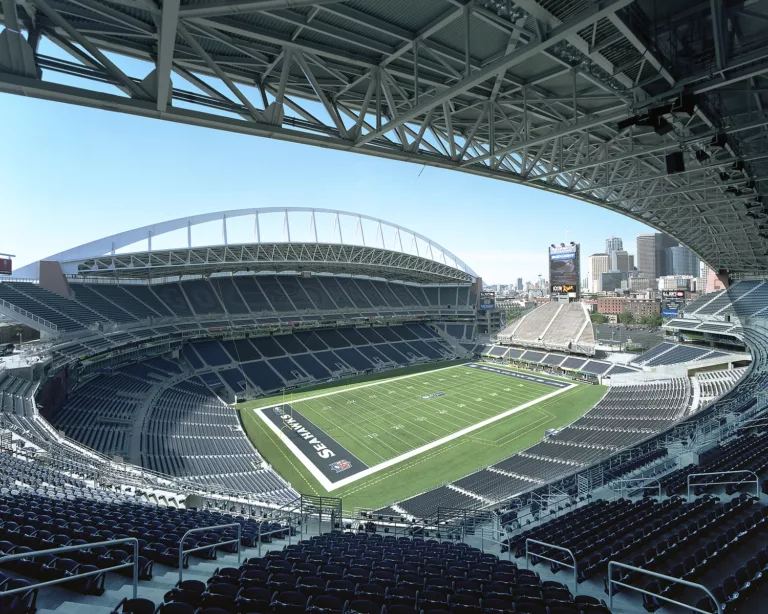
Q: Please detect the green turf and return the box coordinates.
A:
[238,362,605,511]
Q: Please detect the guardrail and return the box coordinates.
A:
[257,520,295,556]
[610,477,662,500]
[607,561,720,614]
[687,469,759,499]
[0,537,139,599]
[0,298,59,332]
[525,539,578,595]
[178,523,241,583]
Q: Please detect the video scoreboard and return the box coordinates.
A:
[0,257,12,276]
[478,291,496,310]
[549,243,580,298]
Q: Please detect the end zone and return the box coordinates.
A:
[259,404,369,486]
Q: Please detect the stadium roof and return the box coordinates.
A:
[14,208,478,284]
[2,1,768,274]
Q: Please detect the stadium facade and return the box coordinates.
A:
[0,208,483,504]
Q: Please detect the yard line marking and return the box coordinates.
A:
[250,362,469,411]
[256,378,578,491]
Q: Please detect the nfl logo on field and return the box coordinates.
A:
[330,459,352,473]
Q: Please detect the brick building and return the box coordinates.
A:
[597,297,661,317]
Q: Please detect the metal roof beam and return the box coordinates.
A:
[573,151,768,194]
[615,176,761,204]
[155,0,179,112]
[178,0,340,20]
[353,0,634,148]
[532,113,768,182]
[28,0,151,100]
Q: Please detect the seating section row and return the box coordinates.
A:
[381,379,692,518]
[631,342,733,367]
[0,277,475,332]
[0,485,292,609]
[433,323,476,342]
[478,347,632,378]
[513,491,764,608]
[658,433,768,498]
[147,530,614,614]
[50,358,181,458]
[142,377,297,502]
[188,324,455,395]
[696,368,748,404]
[684,280,768,318]
[45,357,297,505]
[496,303,594,354]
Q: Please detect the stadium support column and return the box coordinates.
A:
[716,269,730,289]
[0,0,38,78]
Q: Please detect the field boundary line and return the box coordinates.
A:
[255,380,578,491]
[249,362,468,412]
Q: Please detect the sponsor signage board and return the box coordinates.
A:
[662,308,679,317]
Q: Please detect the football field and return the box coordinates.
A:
[239,361,606,510]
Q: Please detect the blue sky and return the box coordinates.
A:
[0,35,655,285]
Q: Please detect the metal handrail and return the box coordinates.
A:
[525,538,578,595]
[687,470,759,499]
[0,298,59,332]
[0,537,139,599]
[257,520,294,556]
[611,477,662,500]
[607,561,721,614]
[179,523,241,583]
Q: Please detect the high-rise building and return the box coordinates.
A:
[637,232,679,280]
[600,270,626,292]
[611,250,634,274]
[605,236,623,256]
[517,278,523,292]
[664,245,700,277]
[655,233,679,276]
[637,234,657,279]
[588,253,611,292]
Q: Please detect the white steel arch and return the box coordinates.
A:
[14,207,478,280]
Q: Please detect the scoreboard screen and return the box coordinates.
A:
[0,258,11,276]
[549,243,580,297]
[479,291,496,310]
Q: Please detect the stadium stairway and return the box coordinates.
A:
[429,325,473,359]
[33,541,286,614]
[537,303,564,342]
[128,369,195,464]
[29,529,645,614]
